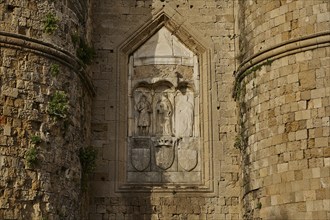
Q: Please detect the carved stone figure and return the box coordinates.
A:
[156,93,173,136]
[136,95,152,136]
[175,93,194,137]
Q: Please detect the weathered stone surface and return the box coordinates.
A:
[125,27,204,186]
[0,0,93,219]
[1,87,19,98]
[1,0,329,219]
[90,0,329,219]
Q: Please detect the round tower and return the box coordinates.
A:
[235,0,329,219]
[0,0,93,219]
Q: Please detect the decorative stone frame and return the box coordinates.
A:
[115,10,215,193]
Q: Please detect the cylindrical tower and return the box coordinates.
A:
[235,0,329,219]
[0,0,93,219]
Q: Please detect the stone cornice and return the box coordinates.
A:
[0,31,95,96]
[233,31,330,99]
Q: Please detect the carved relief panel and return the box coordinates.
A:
[127,27,202,184]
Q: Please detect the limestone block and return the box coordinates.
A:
[1,87,19,98]
[2,106,12,116]
[311,88,326,99]
[321,117,329,126]
[16,80,25,89]
[317,12,330,22]
[322,200,330,212]
[3,124,11,136]
[299,70,316,90]
[315,137,328,147]
[295,110,311,120]
[277,163,289,173]
[287,73,299,84]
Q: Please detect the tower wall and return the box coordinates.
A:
[0,0,93,219]
[236,0,330,219]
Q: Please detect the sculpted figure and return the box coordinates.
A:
[175,94,194,137]
[156,93,173,136]
[136,95,152,135]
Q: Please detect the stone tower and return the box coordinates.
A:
[236,1,330,219]
[0,0,93,219]
[0,0,329,220]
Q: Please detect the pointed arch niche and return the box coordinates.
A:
[116,11,214,193]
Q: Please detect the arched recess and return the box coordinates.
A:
[115,9,215,193]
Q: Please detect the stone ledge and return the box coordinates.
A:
[233,31,330,99]
[235,31,330,77]
[0,31,95,96]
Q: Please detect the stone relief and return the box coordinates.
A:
[154,137,176,170]
[130,138,151,171]
[174,90,194,137]
[155,93,173,136]
[135,95,152,136]
[128,76,200,181]
[177,138,198,172]
[127,27,201,184]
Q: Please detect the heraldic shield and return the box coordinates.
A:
[154,138,175,170]
[131,138,151,171]
[178,149,198,171]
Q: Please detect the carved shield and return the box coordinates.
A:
[155,145,175,170]
[131,148,150,171]
[130,138,150,171]
[178,149,198,171]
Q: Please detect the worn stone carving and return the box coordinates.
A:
[127,27,201,184]
[178,149,197,171]
[154,137,176,170]
[175,91,194,137]
[135,95,152,136]
[156,93,173,136]
[128,78,200,181]
[131,138,151,171]
[177,138,198,171]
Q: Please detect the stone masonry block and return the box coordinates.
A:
[2,87,19,98]
[299,70,316,90]
[296,130,308,140]
[315,137,328,147]
[3,124,11,136]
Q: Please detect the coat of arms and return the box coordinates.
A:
[130,138,150,171]
[154,138,175,170]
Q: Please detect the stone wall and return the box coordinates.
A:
[89,0,240,219]
[238,0,329,61]
[0,0,93,219]
[236,0,330,219]
[237,48,330,219]
[0,0,329,219]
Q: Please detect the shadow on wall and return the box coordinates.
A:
[88,1,154,219]
[88,0,208,219]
